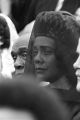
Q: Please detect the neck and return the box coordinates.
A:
[50,76,71,90]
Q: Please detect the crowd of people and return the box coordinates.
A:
[0,0,80,120]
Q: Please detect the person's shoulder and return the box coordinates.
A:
[47,86,80,120]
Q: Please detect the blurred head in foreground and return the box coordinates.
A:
[0,75,70,120]
[26,11,80,88]
[11,34,29,76]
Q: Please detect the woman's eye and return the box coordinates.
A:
[43,50,54,55]
[32,49,38,57]
[44,50,51,54]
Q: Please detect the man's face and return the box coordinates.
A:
[32,36,60,82]
[11,39,28,76]
[73,38,80,90]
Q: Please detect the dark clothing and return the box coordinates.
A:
[11,0,80,32]
[44,75,80,120]
[56,89,80,120]
[48,83,80,120]
[11,0,58,32]
[61,0,80,14]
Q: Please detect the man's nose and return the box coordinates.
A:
[73,56,80,69]
[14,57,24,69]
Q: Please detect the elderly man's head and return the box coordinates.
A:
[27,11,80,87]
[11,34,29,76]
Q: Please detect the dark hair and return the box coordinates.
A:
[0,76,70,120]
[27,11,80,87]
[0,16,10,49]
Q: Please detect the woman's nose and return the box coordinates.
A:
[34,51,43,64]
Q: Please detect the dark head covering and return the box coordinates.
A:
[0,16,10,49]
[26,11,80,87]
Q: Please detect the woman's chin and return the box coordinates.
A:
[36,73,45,82]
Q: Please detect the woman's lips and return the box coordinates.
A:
[35,68,46,73]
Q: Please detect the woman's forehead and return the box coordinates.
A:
[33,36,55,47]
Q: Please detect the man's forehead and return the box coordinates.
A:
[12,39,28,52]
[12,47,28,54]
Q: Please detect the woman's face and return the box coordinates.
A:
[32,36,61,82]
